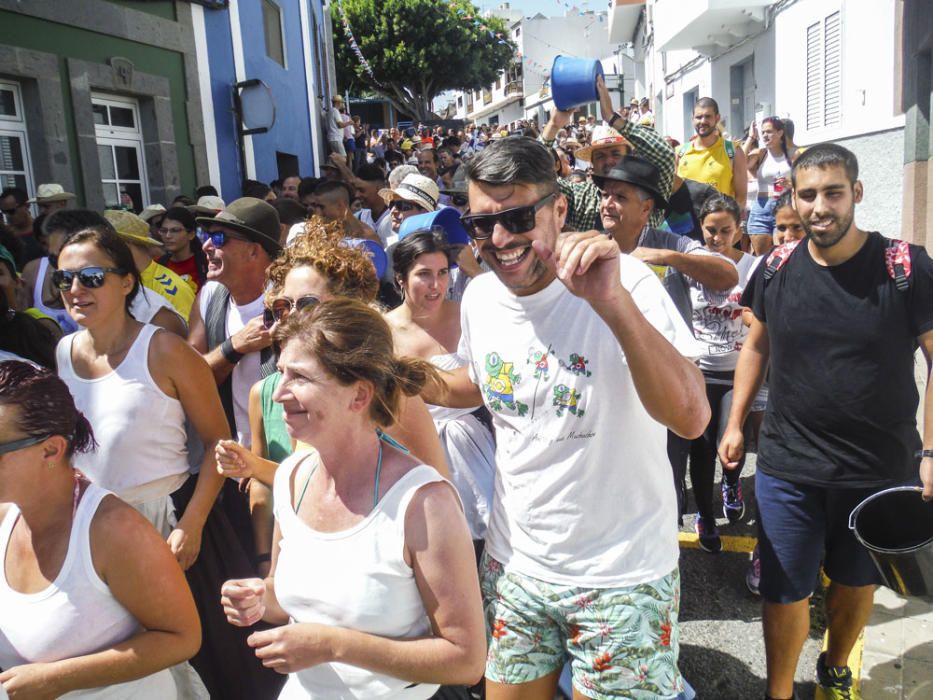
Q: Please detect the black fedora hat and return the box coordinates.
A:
[591,156,668,209]
[196,197,282,257]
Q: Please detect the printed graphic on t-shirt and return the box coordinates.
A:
[558,353,592,377]
[552,384,585,417]
[483,352,529,416]
[526,348,552,379]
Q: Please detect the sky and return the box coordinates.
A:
[472,0,596,19]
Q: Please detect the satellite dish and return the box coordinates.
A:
[235,79,275,134]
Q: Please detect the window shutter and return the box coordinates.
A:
[823,11,842,126]
[806,21,822,130]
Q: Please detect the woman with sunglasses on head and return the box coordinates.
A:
[385,229,495,557]
[52,225,252,697]
[221,299,485,698]
[157,206,208,293]
[0,360,200,699]
[745,116,798,254]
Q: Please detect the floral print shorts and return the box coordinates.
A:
[480,553,683,699]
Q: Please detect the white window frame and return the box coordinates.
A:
[0,80,36,203]
[92,92,150,208]
[262,0,288,69]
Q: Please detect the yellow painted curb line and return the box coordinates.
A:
[678,532,757,554]
[814,630,863,699]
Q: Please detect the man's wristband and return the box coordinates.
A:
[221,337,244,365]
[922,449,933,460]
[608,111,623,128]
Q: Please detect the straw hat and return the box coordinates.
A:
[104,209,163,247]
[378,173,439,212]
[139,203,167,224]
[574,124,632,161]
[28,184,75,204]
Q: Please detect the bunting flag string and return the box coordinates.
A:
[335,0,380,84]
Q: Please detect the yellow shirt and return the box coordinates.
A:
[140,260,195,320]
[677,136,735,196]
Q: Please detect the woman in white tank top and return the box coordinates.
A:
[745,116,798,254]
[0,360,200,698]
[53,226,281,699]
[385,230,495,544]
[221,299,486,699]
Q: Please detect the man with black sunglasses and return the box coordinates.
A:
[424,137,708,700]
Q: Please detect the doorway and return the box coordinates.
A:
[730,58,755,139]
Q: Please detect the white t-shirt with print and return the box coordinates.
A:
[458,254,701,588]
[198,281,265,446]
[690,253,762,372]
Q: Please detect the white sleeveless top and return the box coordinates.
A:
[0,484,176,698]
[56,324,189,496]
[756,149,792,197]
[426,354,475,422]
[33,256,79,334]
[272,453,444,699]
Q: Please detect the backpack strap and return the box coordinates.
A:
[724,138,735,162]
[764,240,802,282]
[884,237,912,292]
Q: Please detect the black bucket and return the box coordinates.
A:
[849,486,933,601]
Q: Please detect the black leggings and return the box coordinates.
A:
[689,373,745,520]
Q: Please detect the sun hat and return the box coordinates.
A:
[138,203,167,224]
[28,184,75,204]
[187,195,226,217]
[590,156,668,209]
[378,173,439,212]
[573,124,633,162]
[103,209,163,247]
[196,197,282,257]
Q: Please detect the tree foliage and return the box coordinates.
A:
[331,0,515,120]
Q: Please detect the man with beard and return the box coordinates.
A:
[719,143,933,700]
[677,97,747,208]
[423,136,708,700]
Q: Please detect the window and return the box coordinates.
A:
[0,81,35,197]
[263,0,286,67]
[92,93,149,210]
[806,10,842,130]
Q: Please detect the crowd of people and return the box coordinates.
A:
[0,75,930,700]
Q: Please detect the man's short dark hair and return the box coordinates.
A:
[43,209,110,237]
[418,148,439,163]
[463,137,557,194]
[313,180,353,204]
[195,185,219,198]
[356,164,387,183]
[791,143,859,187]
[298,176,322,200]
[242,179,272,199]
[695,97,720,114]
[272,197,308,226]
[0,187,27,205]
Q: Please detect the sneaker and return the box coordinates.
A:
[694,515,722,553]
[722,480,746,523]
[746,544,761,596]
[816,651,857,699]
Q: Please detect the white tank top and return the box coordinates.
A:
[756,149,792,197]
[32,256,79,334]
[56,324,189,496]
[272,453,444,699]
[0,484,176,698]
[427,354,475,422]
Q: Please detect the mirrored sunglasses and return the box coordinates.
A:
[51,266,126,290]
[262,294,321,329]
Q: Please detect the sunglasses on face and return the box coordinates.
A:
[262,294,321,329]
[0,434,51,456]
[451,194,469,207]
[390,200,421,213]
[460,193,556,240]
[197,229,250,248]
[51,266,126,290]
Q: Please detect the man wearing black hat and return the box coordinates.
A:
[188,197,282,446]
[595,156,738,534]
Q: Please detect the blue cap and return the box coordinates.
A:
[342,238,387,280]
[398,207,470,246]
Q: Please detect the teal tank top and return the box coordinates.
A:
[260,372,293,464]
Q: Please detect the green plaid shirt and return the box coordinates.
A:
[549,120,676,231]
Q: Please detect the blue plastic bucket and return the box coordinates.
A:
[551,55,605,111]
[398,207,471,247]
[342,238,387,279]
[849,486,933,601]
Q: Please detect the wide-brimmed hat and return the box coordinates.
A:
[591,156,668,209]
[187,195,226,217]
[104,209,163,247]
[574,125,632,162]
[28,184,75,204]
[139,203,167,224]
[196,197,282,257]
[378,174,439,212]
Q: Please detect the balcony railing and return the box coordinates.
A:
[506,81,523,96]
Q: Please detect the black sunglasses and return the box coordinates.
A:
[197,229,251,248]
[0,434,51,456]
[390,200,421,213]
[451,194,469,207]
[460,193,556,240]
[262,294,321,329]
[51,266,126,290]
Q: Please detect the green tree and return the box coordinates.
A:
[331,0,515,120]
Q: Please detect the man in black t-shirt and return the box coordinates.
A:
[719,143,933,700]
